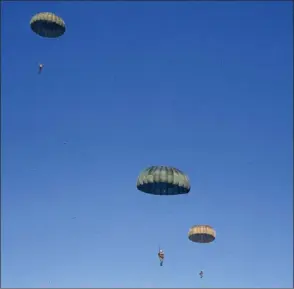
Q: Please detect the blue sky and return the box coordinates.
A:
[2,1,293,288]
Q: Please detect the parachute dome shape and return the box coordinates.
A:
[188,225,216,243]
[30,12,66,38]
[136,166,190,196]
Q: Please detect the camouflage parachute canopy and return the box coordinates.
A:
[30,12,66,38]
[188,225,216,243]
[136,166,190,196]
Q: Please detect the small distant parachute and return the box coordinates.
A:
[188,225,216,243]
[136,166,190,196]
[30,12,66,38]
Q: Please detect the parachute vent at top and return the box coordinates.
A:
[30,12,66,38]
[136,166,191,196]
[188,225,216,243]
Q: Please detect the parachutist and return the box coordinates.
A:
[38,64,44,74]
[30,13,65,77]
[188,225,215,280]
[158,249,164,266]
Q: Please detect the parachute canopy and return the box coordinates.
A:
[30,12,65,38]
[188,225,216,243]
[137,166,190,196]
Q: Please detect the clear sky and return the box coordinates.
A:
[2,1,293,288]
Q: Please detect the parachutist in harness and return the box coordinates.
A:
[31,12,65,77]
[158,249,164,266]
[199,271,204,278]
[38,64,44,74]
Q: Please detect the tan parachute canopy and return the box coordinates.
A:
[188,225,216,243]
[30,12,66,38]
